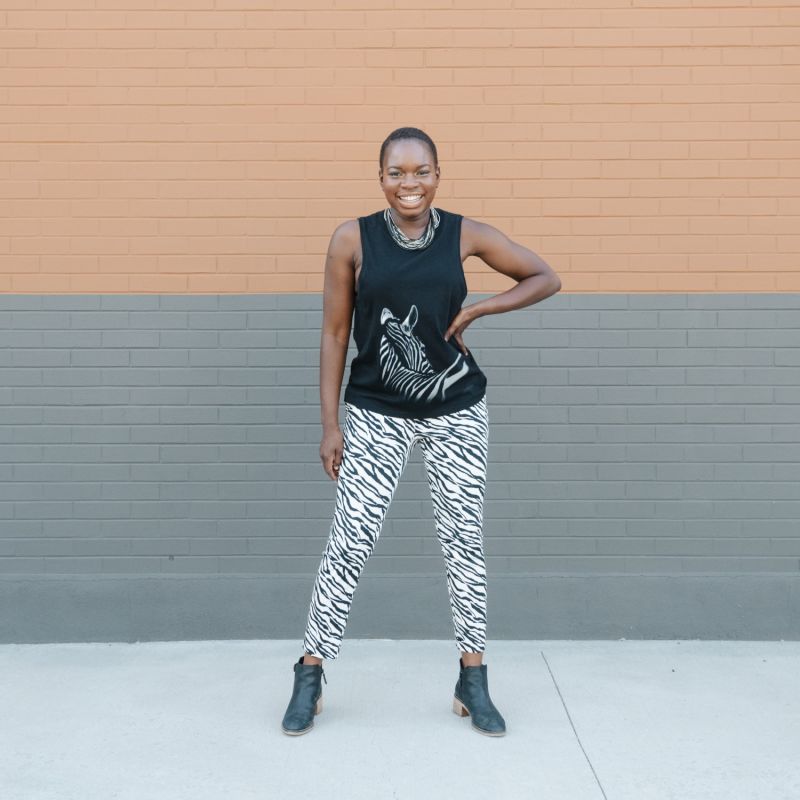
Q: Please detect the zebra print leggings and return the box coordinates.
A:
[302,394,490,661]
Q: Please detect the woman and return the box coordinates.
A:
[281,127,561,737]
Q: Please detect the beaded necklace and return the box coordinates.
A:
[383,206,440,250]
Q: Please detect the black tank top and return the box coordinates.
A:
[343,206,488,419]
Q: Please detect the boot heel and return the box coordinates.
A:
[452,696,469,717]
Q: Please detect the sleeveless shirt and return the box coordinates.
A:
[343,206,488,419]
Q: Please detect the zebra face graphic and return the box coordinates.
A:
[378,304,469,403]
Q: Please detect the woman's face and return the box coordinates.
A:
[379,139,440,219]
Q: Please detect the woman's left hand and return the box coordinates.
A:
[444,305,478,357]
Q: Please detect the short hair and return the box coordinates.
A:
[379,127,439,173]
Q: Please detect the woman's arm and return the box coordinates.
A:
[319,220,357,479]
[462,217,561,319]
[444,217,561,350]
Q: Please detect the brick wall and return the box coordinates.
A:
[2,3,799,640]
[1,3,799,292]
[2,292,799,641]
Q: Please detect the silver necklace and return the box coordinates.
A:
[384,206,440,250]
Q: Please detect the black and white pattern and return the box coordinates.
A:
[302,395,490,660]
[378,304,469,404]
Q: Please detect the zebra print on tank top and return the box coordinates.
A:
[379,304,469,403]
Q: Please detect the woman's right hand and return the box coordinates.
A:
[320,427,344,481]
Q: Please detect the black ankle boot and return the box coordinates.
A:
[452,656,506,736]
[281,655,328,736]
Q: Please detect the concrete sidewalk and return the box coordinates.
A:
[1,639,798,800]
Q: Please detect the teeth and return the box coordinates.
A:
[400,195,421,200]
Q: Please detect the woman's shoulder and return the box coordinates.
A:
[327,219,362,264]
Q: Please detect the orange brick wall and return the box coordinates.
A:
[1,2,798,293]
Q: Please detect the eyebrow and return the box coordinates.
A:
[386,163,431,170]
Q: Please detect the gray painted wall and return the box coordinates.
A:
[1,293,798,643]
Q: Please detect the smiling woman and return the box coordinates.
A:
[279,125,561,738]
[379,127,441,236]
